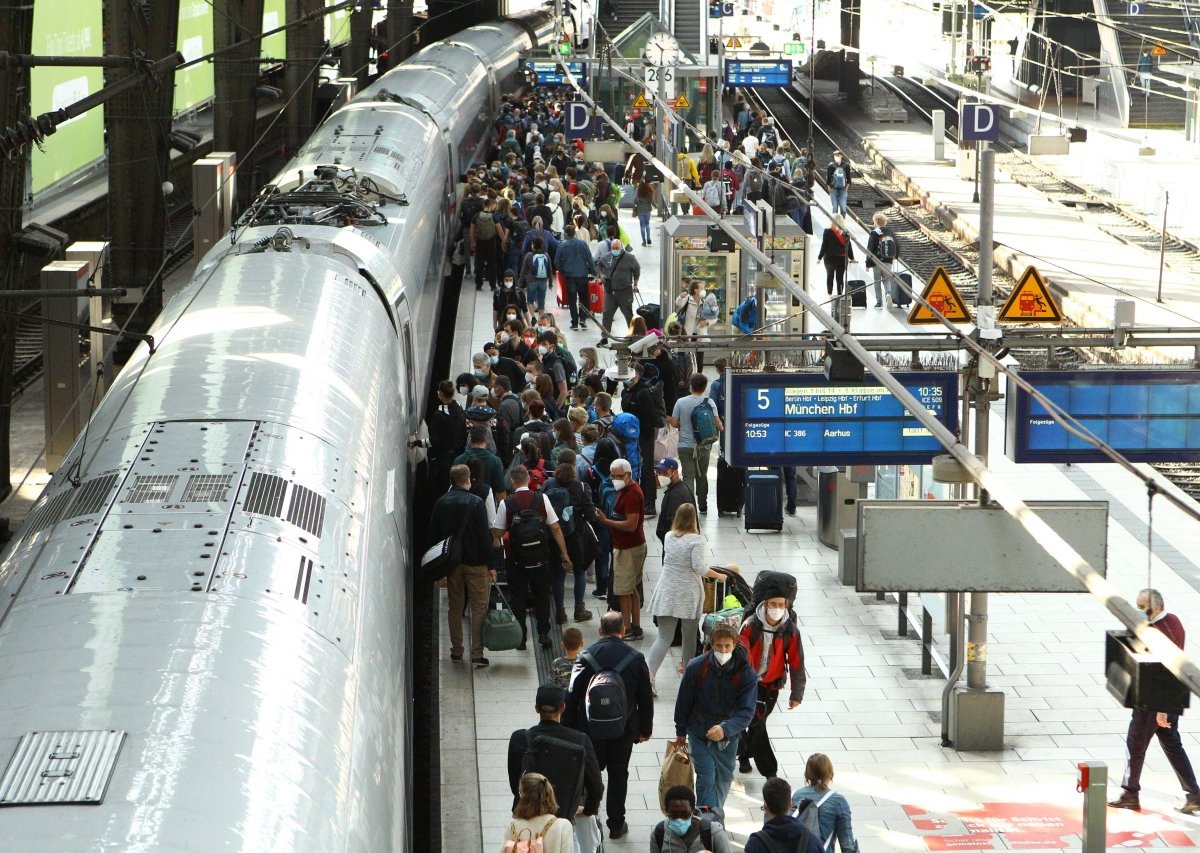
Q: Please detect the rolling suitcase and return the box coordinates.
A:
[889,271,912,308]
[745,471,783,532]
[588,278,605,315]
[848,280,868,308]
[555,271,567,308]
[636,300,661,332]
[716,456,745,517]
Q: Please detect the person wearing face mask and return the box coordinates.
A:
[597,239,640,347]
[653,458,693,546]
[469,351,495,394]
[826,150,851,217]
[737,592,805,779]
[426,380,467,494]
[483,342,525,397]
[651,785,734,853]
[592,458,646,642]
[493,269,530,329]
[672,623,758,812]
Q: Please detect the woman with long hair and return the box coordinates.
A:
[817,215,854,297]
[501,773,574,853]
[635,178,655,246]
[790,754,860,851]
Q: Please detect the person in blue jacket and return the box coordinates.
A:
[672,622,758,811]
[732,289,758,335]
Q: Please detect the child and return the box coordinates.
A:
[551,627,583,689]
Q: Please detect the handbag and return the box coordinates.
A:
[483,582,524,651]
[420,506,470,582]
[658,740,696,815]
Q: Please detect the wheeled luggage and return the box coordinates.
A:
[588,278,605,315]
[716,456,745,517]
[555,271,567,308]
[889,271,913,307]
[636,301,661,332]
[848,279,868,307]
[745,471,784,532]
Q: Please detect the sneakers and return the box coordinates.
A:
[592,588,608,599]
[875,302,883,308]
[699,503,708,514]
[739,758,753,774]
[786,505,797,516]
[570,323,579,331]
[580,322,588,330]
[538,633,552,649]
[624,627,645,642]
[574,604,594,622]
[472,656,490,668]
[556,607,569,625]
[1109,794,1141,811]
[450,651,464,662]
[643,507,657,518]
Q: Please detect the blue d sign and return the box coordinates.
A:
[566,102,592,140]
[961,104,999,142]
[1128,1,1143,13]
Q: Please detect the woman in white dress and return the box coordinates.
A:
[645,503,726,692]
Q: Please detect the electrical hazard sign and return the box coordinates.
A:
[998,266,1062,323]
[725,36,743,48]
[631,93,651,109]
[907,266,973,325]
[672,92,691,109]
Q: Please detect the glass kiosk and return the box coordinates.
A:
[659,214,807,334]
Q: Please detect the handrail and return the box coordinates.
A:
[1090,0,1131,127]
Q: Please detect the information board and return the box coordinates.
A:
[1006,369,1200,463]
[724,60,793,87]
[727,372,958,467]
[527,61,588,86]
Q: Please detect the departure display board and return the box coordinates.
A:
[724,60,793,87]
[1006,369,1200,463]
[527,61,588,86]
[727,372,958,467]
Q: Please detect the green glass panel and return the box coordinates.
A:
[174,0,215,114]
[262,0,287,60]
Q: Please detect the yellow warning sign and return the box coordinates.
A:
[726,36,742,48]
[672,92,691,109]
[907,266,973,325]
[998,266,1062,323]
[631,93,651,109]
[1151,43,1168,57]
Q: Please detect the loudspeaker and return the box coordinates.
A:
[1105,630,1190,713]
[706,225,735,252]
[823,342,864,382]
[1068,126,1088,143]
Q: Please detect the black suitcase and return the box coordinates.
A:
[889,272,912,307]
[636,301,661,331]
[716,456,745,516]
[745,471,783,532]
[848,280,868,308]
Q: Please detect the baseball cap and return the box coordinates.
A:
[536,683,566,710]
[654,457,679,473]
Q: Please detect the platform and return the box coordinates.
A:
[439,208,1200,852]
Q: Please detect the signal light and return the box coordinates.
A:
[969,55,991,73]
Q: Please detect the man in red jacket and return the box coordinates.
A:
[737,595,805,778]
[1110,588,1200,814]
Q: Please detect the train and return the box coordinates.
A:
[0,9,552,850]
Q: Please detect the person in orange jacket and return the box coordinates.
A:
[737,595,805,778]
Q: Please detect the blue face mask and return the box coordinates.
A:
[612,247,623,257]
[473,369,486,378]
[489,355,499,365]
[667,818,693,836]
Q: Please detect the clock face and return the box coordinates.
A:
[647,32,682,67]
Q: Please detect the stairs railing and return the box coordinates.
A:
[1091,0,1131,127]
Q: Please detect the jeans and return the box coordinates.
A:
[830,186,849,215]
[526,278,548,312]
[445,563,490,657]
[647,615,700,677]
[594,523,612,594]
[737,684,781,777]
[638,212,651,244]
[689,731,739,811]
[680,445,712,509]
[593,733,636,830]
[509,562,552,639]
[565,275,588,327]
[1122,709,1200,799]
[824,258,847,295]
[553,557,588,609]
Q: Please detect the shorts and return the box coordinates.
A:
[612,543,647,596]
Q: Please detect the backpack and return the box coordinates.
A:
[878,232,898,262]
[597,476,618,517]
[579,649,637,739]
[520,728,587,819]
[637,363,668,430]
[556,344,578,384]
[532,252,550,279]
[506,490,550,568]
[542,478,575,536]
[653,814,715,851]
[744,170,764,194]
[607,183,621,211]
[475,211,497,240]
[691,398,720,448]
[526,458,548,490]
[702,180,725,208]
[503,816,558,853]
[670,350,692,391]
[507,218,531,252]
[760,126,778,148]
[734,297,757,332]
[792,790,835,849]
[832,166,847,190]
[699,297,719,322]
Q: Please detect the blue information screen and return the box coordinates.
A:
[1006,369,1200,463]
[724,60,793,87]
[528,61,588,86]
[727,372,958,466]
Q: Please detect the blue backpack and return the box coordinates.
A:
[611,412,642,480]
[691,398,720,448]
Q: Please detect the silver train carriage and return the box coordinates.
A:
[0,10,550,851]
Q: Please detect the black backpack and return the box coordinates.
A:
[878,232,898,262]
[653,814,715,850]
[579,650,636,740]
[506,490,550,568]
[750,826,817,853]
[520,728,588,819]
[541,478,575,537]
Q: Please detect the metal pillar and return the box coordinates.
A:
[1079,761,1108,852]
[103,0,180,349]
[286,0,322,153]
[42,261,90,472]
[214,0,265,210]
[342,0,375,86]
[838,0,861,102]
[64,242,112,401]
[387,0,415,64]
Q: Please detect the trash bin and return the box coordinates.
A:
[817,468,841,548]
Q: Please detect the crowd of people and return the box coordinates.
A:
[425,87,862,853]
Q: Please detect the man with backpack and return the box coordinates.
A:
[738,583,806,778]
[619,362,660,515]
[537,330,571,409]
[668,373,723,515]
[470,197,502,291]
[865,211,900,310]
[673,623,758,812]
[493,465,575,649]
[745,778,824,853]
[826,151,851,217]
[507,683,604,827]
[652,785,734,853]
[563,611,654,841]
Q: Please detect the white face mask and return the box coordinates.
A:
[613,478,628,490]
[538,345,550,356]
[767,607,787,623]
[713,650,733,666]
[656,474,671,488]
[499,331,511,344]
[525,372,535,384]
